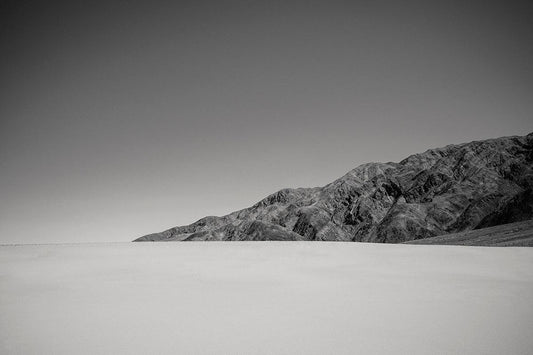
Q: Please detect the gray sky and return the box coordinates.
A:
[1,0,532,243]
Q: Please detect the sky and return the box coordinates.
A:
[1,0,532,243]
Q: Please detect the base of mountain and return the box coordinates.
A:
[404,219,533,247]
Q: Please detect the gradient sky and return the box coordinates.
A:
[1,0,532,243]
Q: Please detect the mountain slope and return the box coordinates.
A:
[134,133,533,243]
[404,219,533,246]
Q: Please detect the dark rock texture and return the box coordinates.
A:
[134,133,533,243]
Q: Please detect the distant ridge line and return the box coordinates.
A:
[135,133,533,244]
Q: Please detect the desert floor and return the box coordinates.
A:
[1,242,532,354]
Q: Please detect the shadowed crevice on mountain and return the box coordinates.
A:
[134,133,533,243]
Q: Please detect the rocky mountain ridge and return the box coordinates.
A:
[135,133,533,243]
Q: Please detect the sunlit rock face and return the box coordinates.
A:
[135,133,533,243]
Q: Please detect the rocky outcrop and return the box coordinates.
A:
[134,133,533,243]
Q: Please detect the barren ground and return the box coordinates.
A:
[1,242,532,354]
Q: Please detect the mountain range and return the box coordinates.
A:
[134,133,533,243]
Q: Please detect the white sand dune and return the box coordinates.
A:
[1,242,532,355]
